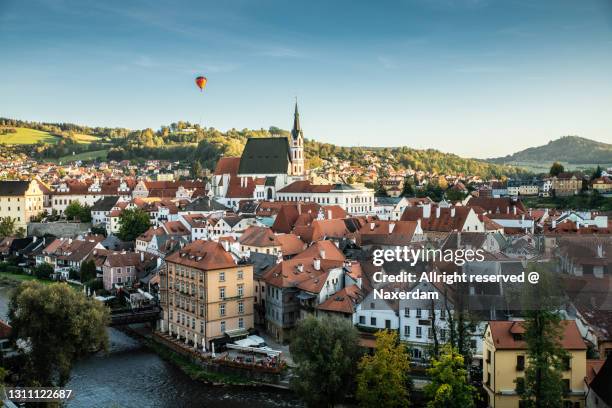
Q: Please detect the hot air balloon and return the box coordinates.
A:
[195,76,207,92]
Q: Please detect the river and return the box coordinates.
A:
[0,285,302,408]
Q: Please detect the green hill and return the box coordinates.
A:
[0,128,59,144]
[488,136,612,167]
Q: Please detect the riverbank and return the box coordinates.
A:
[0,271,81,289]
[118,325,290,390]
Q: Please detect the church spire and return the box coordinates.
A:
[291,99,302,140]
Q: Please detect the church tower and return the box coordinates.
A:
[290,101,305,177]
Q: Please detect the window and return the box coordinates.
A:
[220,321,226,333]
[370,317,377,326]
[237,284,244,297]
[404,307,410,317]
[219,272,225,282]
[562,379,570,395]
[516,355,525,371]
[237,270,243,280]
[562,356,571,371]
[219,287,225,299]
[416,308,422,318]
[385,320,391,329]
[238,317,244,329]
[440,329,446,342]
[516,377,525,393]
[428,328,433,339]
[404,326,410,337]
[416,327,422,338]
[219,303,226,317]
[486,373,491,386]
[238,301,244,314]
[359,315,365,325]
[486,350,491,363]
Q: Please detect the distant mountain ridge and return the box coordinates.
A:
[488,136,612,165]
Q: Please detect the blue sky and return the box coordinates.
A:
[1,0,611,158]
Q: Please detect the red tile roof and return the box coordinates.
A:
[488,320,586,350]
[166,240,236,270]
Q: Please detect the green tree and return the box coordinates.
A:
[591,165,602,180]
[401,177,415,197]
[118,208,151,242]
[290,316,360,407]
[0,217,17,237]
[549,162,564,177]
[64,201,92,222]
[356,330,411,408]
[518,264,568,408]
[33,262,54,280]
[8,281,109,386]
[191,161,203,178]
[80,259,97,283]
[424,345,477,408]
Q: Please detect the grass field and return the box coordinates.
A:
[0,127,102,145]
[58,149,109,162]
[0,127,59,144]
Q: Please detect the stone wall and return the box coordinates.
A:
[28,222,92,238]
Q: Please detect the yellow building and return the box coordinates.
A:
[160,240,254,350]
[0,180,45,232]
[483,320,587,408]
[552,173,583,196]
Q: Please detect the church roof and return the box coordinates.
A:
[238,137,291,175]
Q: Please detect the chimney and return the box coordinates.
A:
[222,240,230,252]
[370,222,375,231]
[328,210,332,219]
[297,263,304,273]
[451,207,456,218]
[320,249,326,259]
[422,203,431,218]
[435,207,440,218]
[513,206,517,215]
[552,220,557,229]
[389,223,396,234]
[506,206,510,214]
[297,203,302,215]
[276,252,283,264]
[313,258,321,270]
[140,251,144,262]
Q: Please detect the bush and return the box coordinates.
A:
[33,263,54,280]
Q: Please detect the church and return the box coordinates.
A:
[212,102,307,208]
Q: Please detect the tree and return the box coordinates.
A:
[8,281,109,386]
[80,259,97,283]
[401,177,415,197]
[424,345,477,408]
[356,330,411,407]
[549,162,564,177]
[518,264,568,408]
[118,208,151,242]
[64,201,92,222]
[33,263,54,280]
[0,217,16,237]
[290,316,360,407]
[191,160,203,178]
[591,165,602,180]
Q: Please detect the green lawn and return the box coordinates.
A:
[0,127,102,145]
[0,271,54,285]
[58,149,109,162]
[0,127,59,145]
[0,271,81,289]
